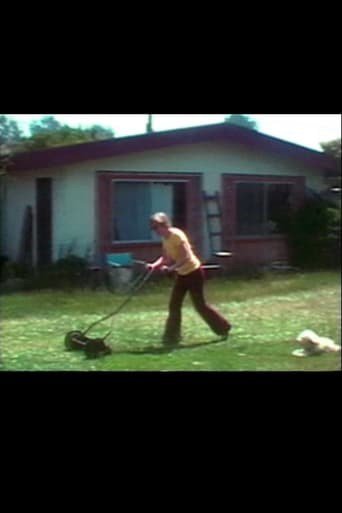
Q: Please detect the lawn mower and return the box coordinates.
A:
[64,262,155,358]
[64,251,232,358]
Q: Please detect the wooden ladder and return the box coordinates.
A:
[203,190,223,255]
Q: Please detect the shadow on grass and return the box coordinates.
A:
[109,337,229,355]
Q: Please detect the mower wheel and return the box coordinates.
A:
[64,330,87,351]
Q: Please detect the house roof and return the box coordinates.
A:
[9,122,338,173]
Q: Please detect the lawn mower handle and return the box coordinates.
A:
[82,267,155,336]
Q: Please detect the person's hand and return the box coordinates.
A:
[145,263,155,271]
[160,265,169,273]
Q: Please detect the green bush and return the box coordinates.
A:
[0,258,32,282]
[282,199,340,269]
[26,255,89,290]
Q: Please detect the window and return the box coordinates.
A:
[112,181,187,242]
[236,182,293,236]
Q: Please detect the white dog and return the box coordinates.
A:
[292,329,341,357]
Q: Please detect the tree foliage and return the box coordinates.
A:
[19,116,115,151]
[0,115,24,172]
[1,115,116,154]
[224,114,259,130]
[320,138,341,174]
[320,138,341,162]
[281,198,340,269]
[320,138,341,191]
[0,115,24,144]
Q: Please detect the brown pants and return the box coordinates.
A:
[163,267,231,342]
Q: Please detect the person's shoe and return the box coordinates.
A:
[219,325,232,341]
[162,335,182,347]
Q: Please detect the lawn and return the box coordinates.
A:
[0,271,340,371]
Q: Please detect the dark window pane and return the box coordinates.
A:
[172,182,187,230]
[266,183,292,234]
[113,182,151,241]
[237,183,264,235]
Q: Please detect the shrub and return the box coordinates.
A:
[26,255,89,290]
[0,258,32,282]
[282,198,340,269]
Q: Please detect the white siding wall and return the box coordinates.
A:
[2,174,35,261]
[2,140,327,263]
[53,168,95,261]
[89,141,326,191]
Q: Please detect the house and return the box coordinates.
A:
[0,122,338,270]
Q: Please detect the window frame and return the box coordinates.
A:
[111,178,188,244]
[96,171,203,256]
[222,174,306,243]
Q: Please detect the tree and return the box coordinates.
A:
[320,138,341,191]
[224,114,259,130]
[87,124,116,140]
[282,197,340,269]
[29,115,63,135]
[320,138,341,163]
[0,115,24,144]
[19,116,115,151]
[0,115,24,172]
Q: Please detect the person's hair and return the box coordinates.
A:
[150,212,172,228]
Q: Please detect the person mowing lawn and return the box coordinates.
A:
[146,212,231,347]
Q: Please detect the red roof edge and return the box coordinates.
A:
[9,122,337,172]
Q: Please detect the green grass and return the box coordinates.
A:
[1,271,341,371]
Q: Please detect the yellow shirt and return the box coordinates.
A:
[162,227,201,276]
